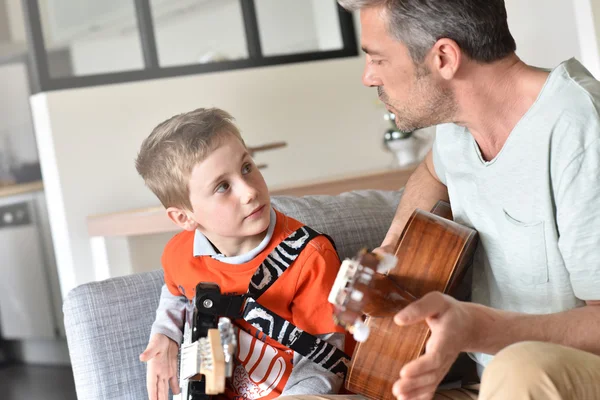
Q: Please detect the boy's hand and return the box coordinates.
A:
[140,333,181,400]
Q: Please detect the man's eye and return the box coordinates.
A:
[370,59,383,65]
[216,183,230,193]
[242,163,252,174]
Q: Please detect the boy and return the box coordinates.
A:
[135,108,348,400]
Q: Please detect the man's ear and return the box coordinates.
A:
[166,206,199,231]
[429,38,461,80]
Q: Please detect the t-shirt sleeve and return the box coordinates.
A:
[290,237,345,336]
[431,129,447,185]
[556,138,600,300]
[161,241,183,297]
[150,284,187,343]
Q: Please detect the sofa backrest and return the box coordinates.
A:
[63,189,402,400]
[271,189,401,261]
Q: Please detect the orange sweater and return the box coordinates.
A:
[162,210,344,399]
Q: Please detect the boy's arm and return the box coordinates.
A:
[150,284,187,344]
[282,333,345,395]
[282,239,348,395]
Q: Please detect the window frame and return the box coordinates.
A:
[21,0,358,93]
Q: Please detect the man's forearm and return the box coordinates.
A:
[382,152,449,249]
[468,302,600,356]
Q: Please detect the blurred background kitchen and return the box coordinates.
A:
[0,1,599,399]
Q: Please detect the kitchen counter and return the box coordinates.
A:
[0,181,44,198]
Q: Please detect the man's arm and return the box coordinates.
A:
[380,150,449,252]
[392,295,600,399]
[467,300,600,356]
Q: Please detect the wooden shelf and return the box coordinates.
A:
[87,166,416,237]
[0,181,44,198]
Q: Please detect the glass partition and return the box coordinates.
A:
[18,0,357,92]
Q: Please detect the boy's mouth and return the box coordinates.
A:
[246,205,265,219]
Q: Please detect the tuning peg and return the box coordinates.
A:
[350,289,364,302]
[351,321,370,343]
[375,253,397,273]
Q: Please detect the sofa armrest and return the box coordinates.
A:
[63,269,164,400]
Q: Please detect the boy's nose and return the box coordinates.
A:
[241,185,258,204]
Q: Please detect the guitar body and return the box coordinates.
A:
[345,202,478,399]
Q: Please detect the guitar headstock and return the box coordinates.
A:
[328,249,398,342]
[179,317,236,395]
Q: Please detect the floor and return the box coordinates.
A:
[0,363,77,400]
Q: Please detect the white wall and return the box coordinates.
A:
[5,0,26,43]
[311,0,343,51]
[31,1,592,298]
[5,0,52,45]
[505,0,581,68]
[594,0,600,73]
[255,0,318,56]
[0,0,26,59]
[572,0,600,78]
[0,1,10,42]
[596,1,600,35]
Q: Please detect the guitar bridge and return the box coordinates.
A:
[180,337,212,381]
[180,317,237,382]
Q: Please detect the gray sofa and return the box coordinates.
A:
[63,190,402,400]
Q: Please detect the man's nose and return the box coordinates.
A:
[362,61,382,87]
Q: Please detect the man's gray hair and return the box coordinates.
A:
[338,0,516,63]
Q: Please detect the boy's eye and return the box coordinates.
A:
[216,182,230,193]
[242,163,252,174]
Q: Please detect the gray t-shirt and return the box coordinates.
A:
[432,58,600,369]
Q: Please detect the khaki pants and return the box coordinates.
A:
[279,342,600,400]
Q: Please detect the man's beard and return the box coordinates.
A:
[378,79,456,133]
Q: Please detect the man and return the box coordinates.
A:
[330,1,600,400]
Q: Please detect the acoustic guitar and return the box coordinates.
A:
[329,201,478,400]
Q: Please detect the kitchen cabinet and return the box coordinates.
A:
[0,189,63,339]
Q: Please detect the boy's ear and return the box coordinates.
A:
[166,207,198,231]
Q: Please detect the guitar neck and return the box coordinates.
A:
[358,273,416,318]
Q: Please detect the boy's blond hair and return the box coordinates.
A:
[135,107,245,210]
